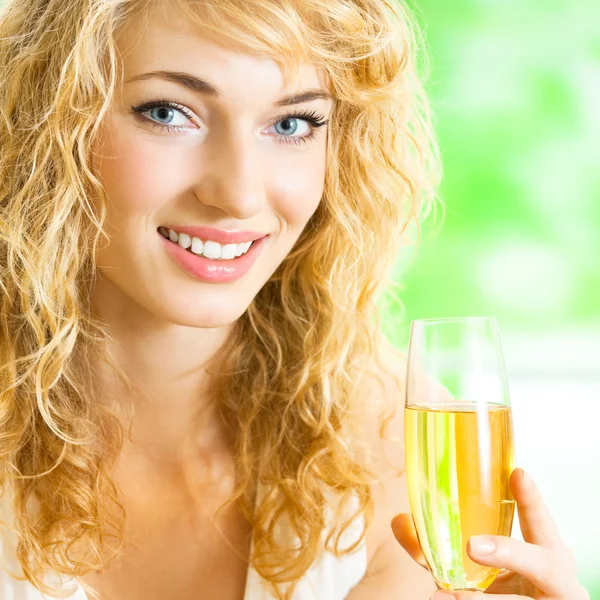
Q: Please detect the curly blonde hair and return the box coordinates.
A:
[0,0,440,598]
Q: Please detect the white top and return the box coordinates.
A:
[0,491,367,599]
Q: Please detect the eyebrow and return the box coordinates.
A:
[127,70,333,106]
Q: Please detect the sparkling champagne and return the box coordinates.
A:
[405,403,515,591]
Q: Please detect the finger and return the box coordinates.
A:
[511,467,563,549]
[467,534,565,596]
[430,592,528,600]
[390,513,428,568]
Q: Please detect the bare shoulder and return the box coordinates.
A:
[346,333,435,598]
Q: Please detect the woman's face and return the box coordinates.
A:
[92,5,333,328]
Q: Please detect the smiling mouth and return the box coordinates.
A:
[158,226,258,261]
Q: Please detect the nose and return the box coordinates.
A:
[194,127,266,220]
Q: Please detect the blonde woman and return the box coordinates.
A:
[0,1,588,599]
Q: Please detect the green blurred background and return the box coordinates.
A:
[384,0,600,596]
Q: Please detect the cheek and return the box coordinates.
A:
[93,113,328,231]
[270,148,327,227]
[93,116,190,219]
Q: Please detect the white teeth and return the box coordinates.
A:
[221,243,237,260]
[177,233,191,249]
[190,237,203,255]
[202,240,221,260]
[161,227,257,259]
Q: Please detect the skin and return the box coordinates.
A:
[80,3,588,600]
[90,1,333,459]
[86,3,336,599]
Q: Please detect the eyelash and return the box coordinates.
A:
[130,99,329,146]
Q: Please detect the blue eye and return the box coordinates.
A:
[271,111,328,145]
[148,106,191,128]
[131,101,196,134]
[131,100,329,145]
[273,117,310,137]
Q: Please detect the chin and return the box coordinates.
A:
[93,266,256,328]
[169,310,245,330]
[151,295,250,329]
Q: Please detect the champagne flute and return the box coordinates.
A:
[404,317,516,592]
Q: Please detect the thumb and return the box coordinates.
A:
[390,513,428,569]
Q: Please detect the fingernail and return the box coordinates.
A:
[430,592,455,600]
[470,535,496,556]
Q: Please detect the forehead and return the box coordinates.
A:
[117,3,331,107]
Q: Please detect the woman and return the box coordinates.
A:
[0,0,588,599]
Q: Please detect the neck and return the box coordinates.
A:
[90,274,234,464]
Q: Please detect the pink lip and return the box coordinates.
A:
[159,230,268,284]
[160,225,267,245]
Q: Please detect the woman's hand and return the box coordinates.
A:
[390,468,590,600]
